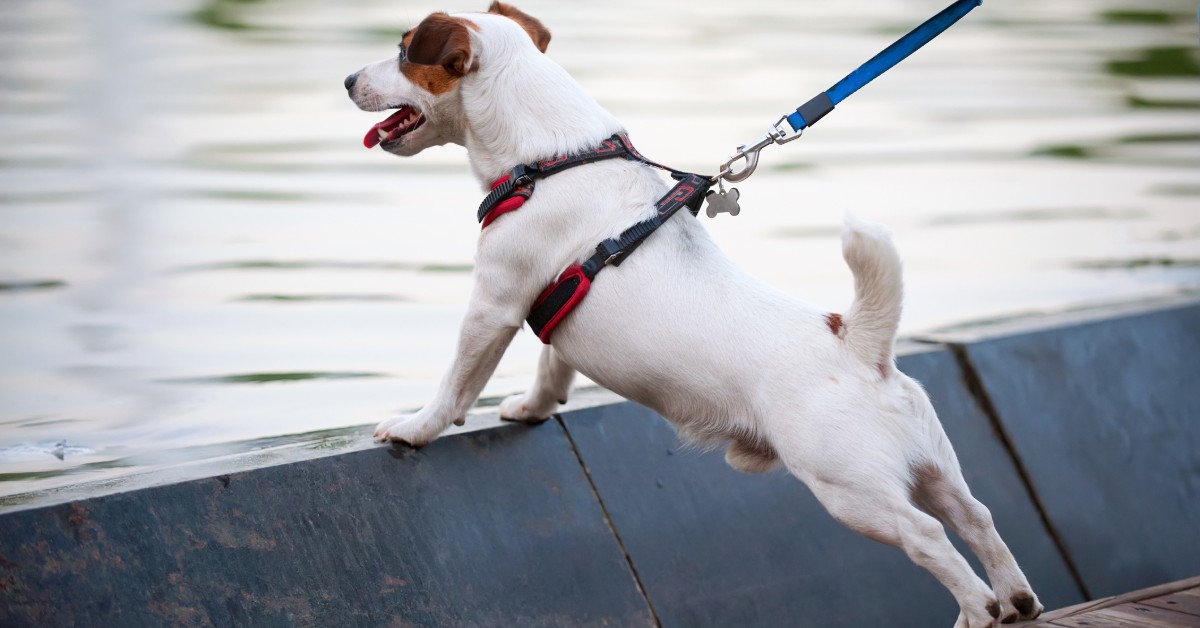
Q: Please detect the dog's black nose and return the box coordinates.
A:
[344,72,359,91]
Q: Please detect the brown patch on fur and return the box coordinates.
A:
[406,12,475,89]
[1001,612,1018,624]
[825,312,843,336]
[488,2,552,52]
[877,362,889,379]
[986,601,1000,619]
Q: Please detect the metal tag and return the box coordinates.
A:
[705,187,740,218]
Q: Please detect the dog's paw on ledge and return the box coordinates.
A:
[498,393,556,424]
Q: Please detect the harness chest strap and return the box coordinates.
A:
[525,172,710,343]
[477,136,710,343]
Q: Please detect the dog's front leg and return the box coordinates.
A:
[375,287,522,447]
[499,344,575,423]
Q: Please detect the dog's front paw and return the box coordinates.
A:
[374,411,456,447]
[498,393,556,424]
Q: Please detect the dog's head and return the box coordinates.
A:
[345,2,551,157]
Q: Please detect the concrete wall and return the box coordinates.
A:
[2,298,1197,627]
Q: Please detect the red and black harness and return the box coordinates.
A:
[477,133,712,343]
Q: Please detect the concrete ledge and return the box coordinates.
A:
[0,423,652,627]
[2,297,1198,626]
[938,299,1200,598]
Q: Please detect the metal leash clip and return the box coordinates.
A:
[714,114,804,184]
[706,0,984,216]
[706,115,804,218]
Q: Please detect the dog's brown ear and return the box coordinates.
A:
[408,12,474,77]
[487,1,551,53]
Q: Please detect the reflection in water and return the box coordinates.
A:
[1,0,1199,500]
[1107,47,1200,78]
[0,280,68,293]
[161,371,386,384]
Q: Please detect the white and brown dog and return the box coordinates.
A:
[345,4,1043,626]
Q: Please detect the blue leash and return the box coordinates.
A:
[710,0,982,202]
[787,0,983,132]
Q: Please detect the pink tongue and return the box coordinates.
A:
[363,108,413,149]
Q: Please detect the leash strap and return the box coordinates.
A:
[716,0,981,184]
[785,0,982,131]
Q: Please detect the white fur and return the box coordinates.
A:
[348,9,1043,627]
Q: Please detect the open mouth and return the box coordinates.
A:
[363,104,426,149]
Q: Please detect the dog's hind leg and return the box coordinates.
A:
[912,463,1043,623]
[499,344,576,422]
[803,475,1000,628]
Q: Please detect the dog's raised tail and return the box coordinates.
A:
[840,215,903,378]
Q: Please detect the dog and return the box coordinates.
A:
[345,4,1043,626]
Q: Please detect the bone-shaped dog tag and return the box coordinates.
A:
[705,187,741,218]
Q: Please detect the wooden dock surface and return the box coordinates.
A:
[1030,576,1200,627]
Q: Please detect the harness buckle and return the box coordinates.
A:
[596,238,624,266]
[510,163,537,186]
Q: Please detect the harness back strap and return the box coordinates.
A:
[477,133,693,228]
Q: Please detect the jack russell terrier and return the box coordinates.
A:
[345,4,1043,626]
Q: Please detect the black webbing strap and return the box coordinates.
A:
[478,135,639,224]
[577,172,711,277]
[476,135,714,341]
[477,133,705,225]
[526,172,711,341]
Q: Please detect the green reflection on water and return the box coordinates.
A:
[192,0,269,32]
[162,371,385,384]
[1152,184,1200,197]
[0,458,127,484]
[1031,131,1200,162]
[1031,145,1094,159]
[1100,10,1178,25]
[1107,47,1200,78]
[1117,132,1200,144]
[1073,257,1200,270]
[1127,95,1200,110]
[0,280,67,293]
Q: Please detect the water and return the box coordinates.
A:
[1,0,1198,501]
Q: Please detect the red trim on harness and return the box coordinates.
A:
[529,265,591,343]
[480,175,528,229]
[480,196,525,229]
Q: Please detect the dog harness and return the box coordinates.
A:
[477,133,711,343]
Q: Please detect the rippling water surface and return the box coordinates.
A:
[1,0,1198,500]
